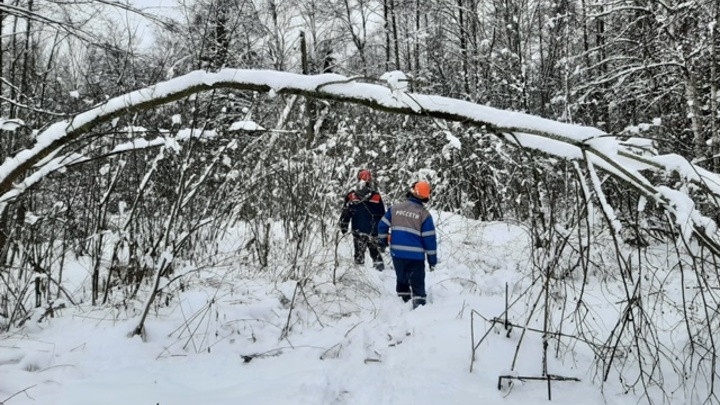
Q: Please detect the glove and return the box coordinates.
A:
[429,266,435,272]
[340,224,348,234]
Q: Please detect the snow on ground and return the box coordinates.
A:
[1,214,645,405]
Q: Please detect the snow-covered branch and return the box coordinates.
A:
[2,68,719,252]
[0,69,596,202]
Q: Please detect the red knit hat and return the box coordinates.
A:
[358,170,372,182]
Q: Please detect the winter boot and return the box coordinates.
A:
[412,296,427,309]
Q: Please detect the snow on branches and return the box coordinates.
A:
[0,68,719,251]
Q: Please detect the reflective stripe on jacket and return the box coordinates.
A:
[377,197,437,266]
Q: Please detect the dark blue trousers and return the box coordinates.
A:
[392,258,426,307]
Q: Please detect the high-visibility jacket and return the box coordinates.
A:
[377,196,437,266]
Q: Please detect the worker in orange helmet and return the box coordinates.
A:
[377,180,437,308]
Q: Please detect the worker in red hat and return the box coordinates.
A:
[339,169,386,271]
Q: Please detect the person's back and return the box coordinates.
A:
[383,198,435,262]
[339,170,386,270]
[377,181,437,307]
[342,184,384,235]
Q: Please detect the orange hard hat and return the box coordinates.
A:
[412,181,431,199]
[358,170,372,182]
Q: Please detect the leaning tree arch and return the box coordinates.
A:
[2,69,717,252]
[2,69,720,403]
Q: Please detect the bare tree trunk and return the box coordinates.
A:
[580,0,590,66]
[341,0,368,73]
[20,0,33,118]
[0,206,8,268]
[9,11,19,118]
[563,2,572,123]
[457,0,469,94]
[711,2,719,170]
[414,0,420,76]
[467,0,479,94]
[685,67,706,158]
[300,31,315,147]
[0,0,4,112]
[537,8,545,115]
[390,0,400,70]
[56,212,69,299]
[403,12,412,73]
[595,2,609,127]
[383,0,391,71]
[268,0,285,71]
[91,163,123,305]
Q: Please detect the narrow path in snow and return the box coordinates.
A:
[306,265,618,405]
[309,265,489,404]
[1,251,638,405]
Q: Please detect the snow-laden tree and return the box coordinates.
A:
[3,68,720,401]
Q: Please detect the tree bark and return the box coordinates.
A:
[390,0,400,70]
[300,31,316,147]
[383,0,391,71]
[457,0,469,94]
[414,0,420,76]
[20,0,33,116]
[711,2,719,170]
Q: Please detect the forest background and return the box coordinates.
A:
[2,0,720,403]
